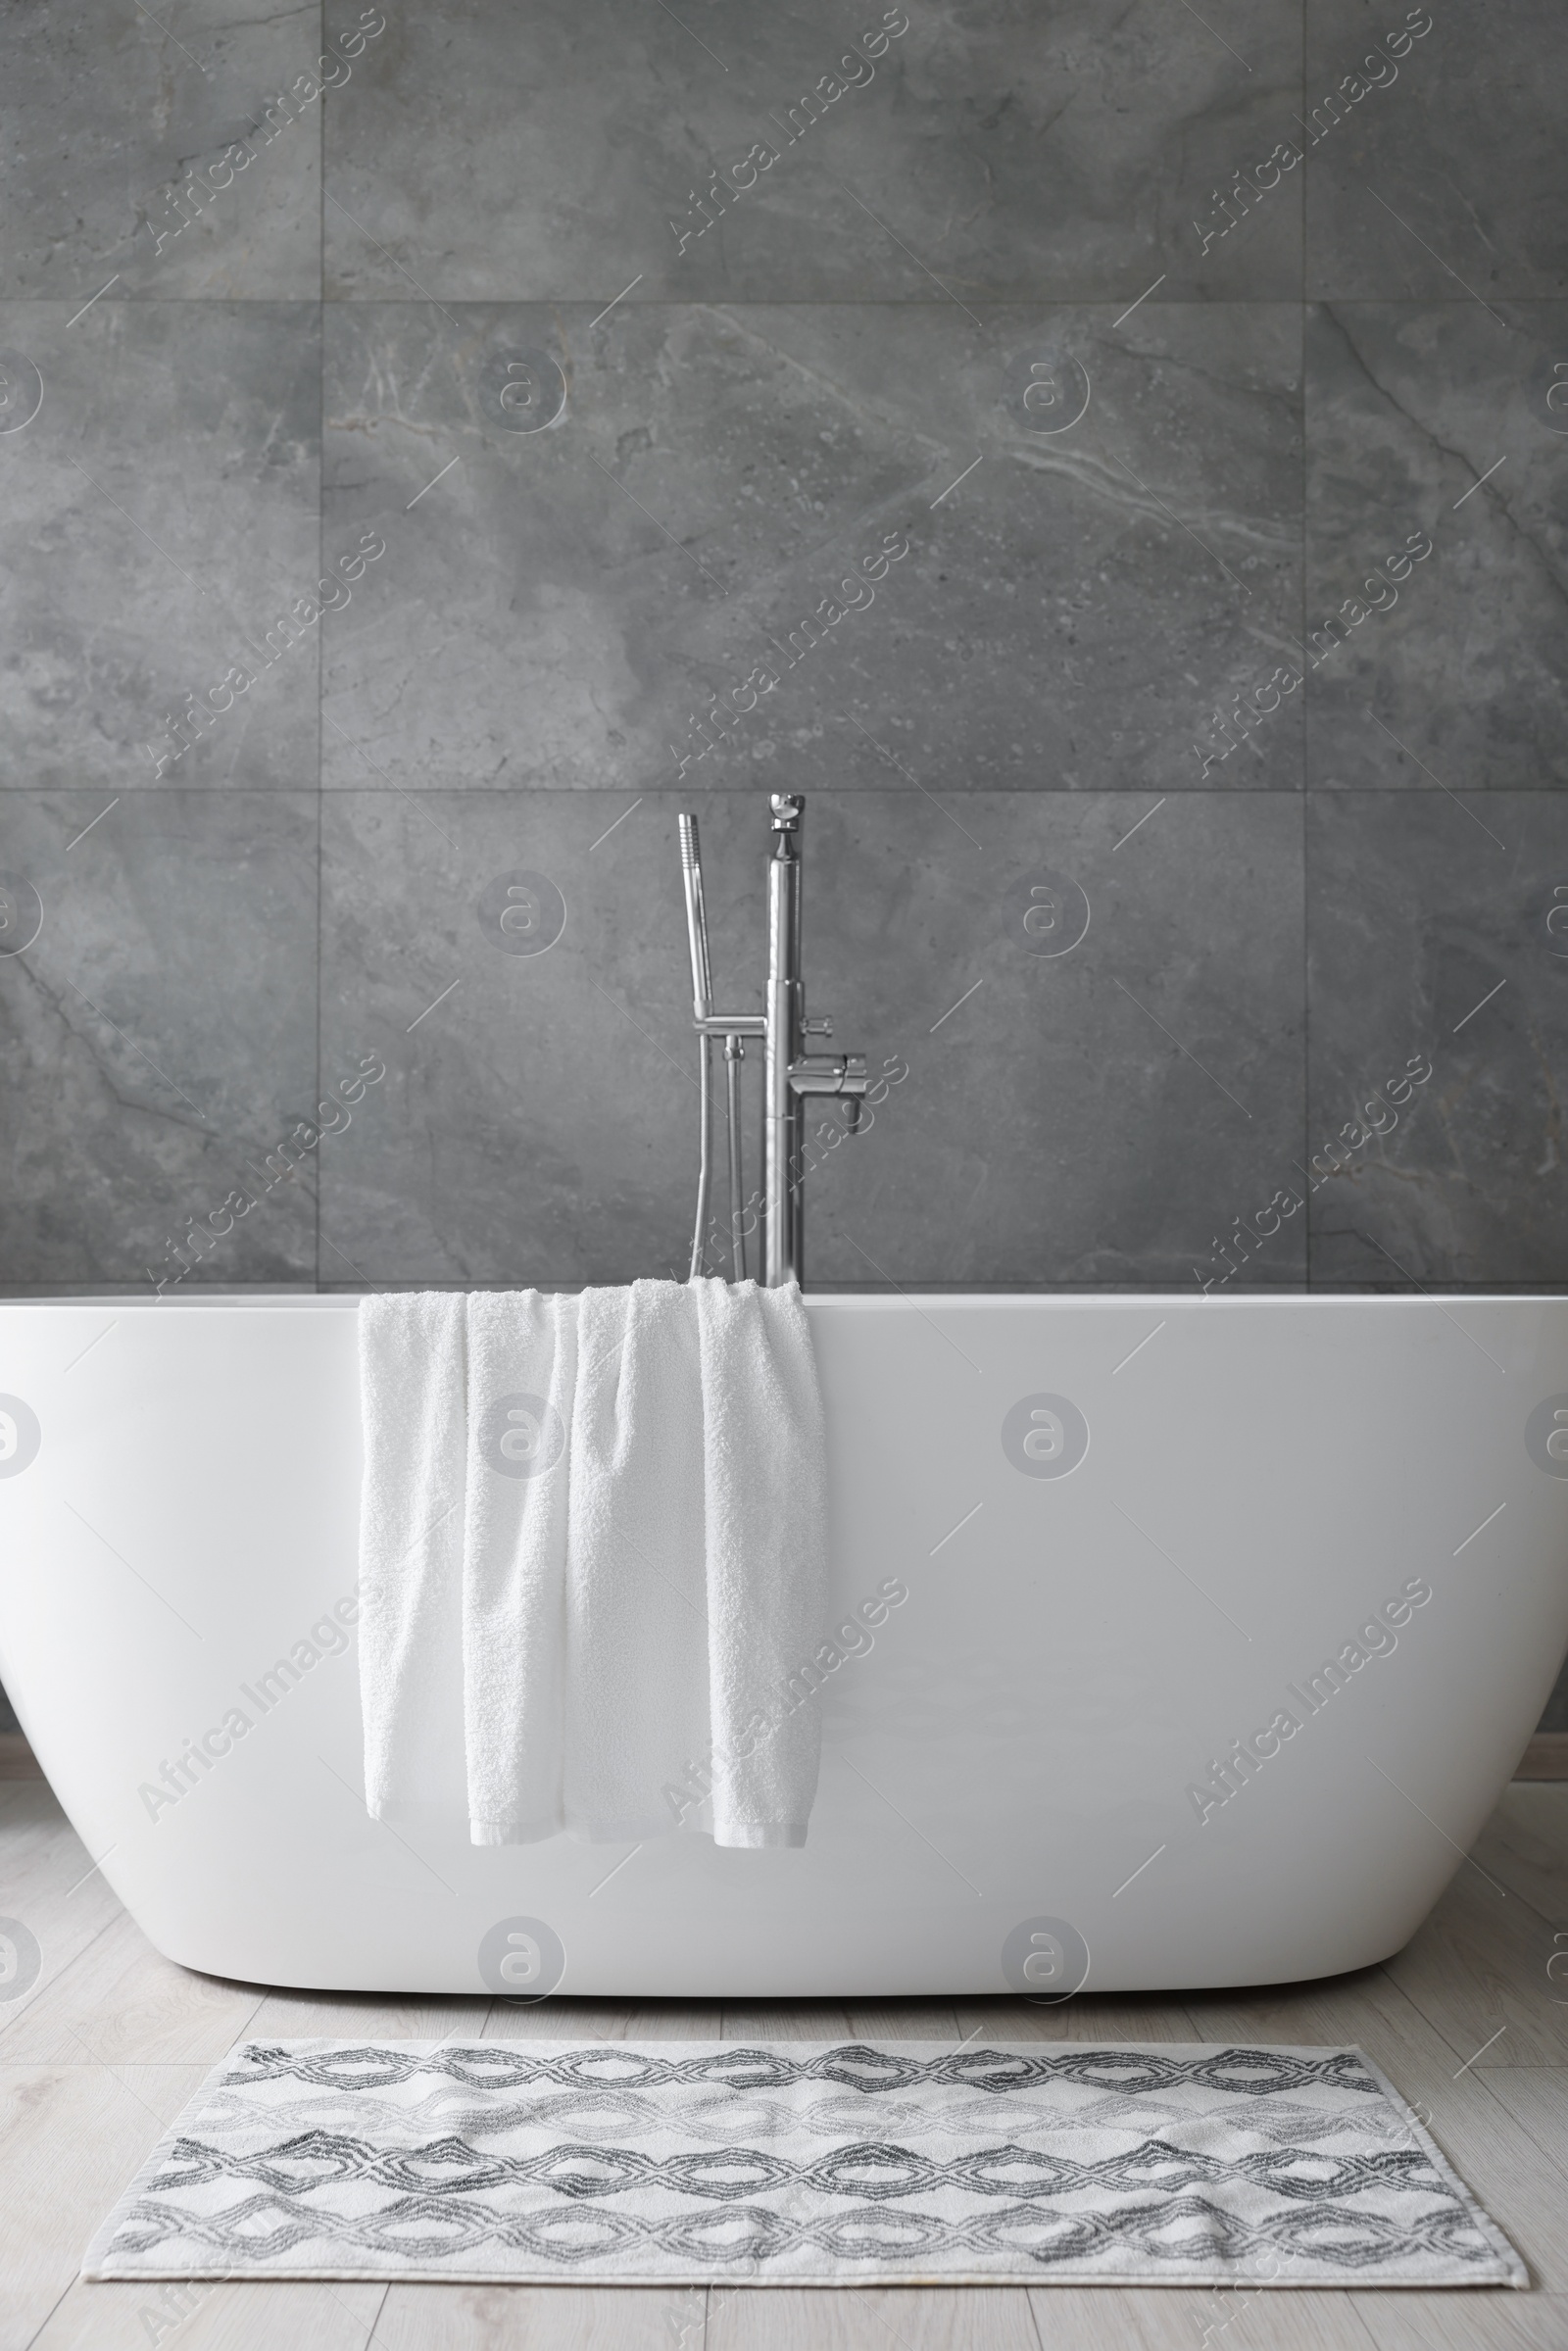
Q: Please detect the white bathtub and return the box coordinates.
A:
[1,1293,1565,1998]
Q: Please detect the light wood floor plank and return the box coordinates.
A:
[1382,1859,1568,2071]
[706,2283,1042,2350]
[243,1986,491,2043]
[373,2280,696,2349]
[1474,2067,1568,2180]
[34,2278,386,2351]
[480,1995,604,2042]
[618,2001,726,2040]
[0,2064,204,2351]
[1179,1963,1430,2059]
[1027,2282,1382,2351]
[1469,1785,1568,1923]
[1059,1996,1206,2043]
[954,1995,1203,2045]
[1349,2289,1568,2351]
[0,1782,123,2047]
[1,1906,267,2068]
[481,1997,722,2042]
[844,2001,961,2043]
[722,2001,857,2042]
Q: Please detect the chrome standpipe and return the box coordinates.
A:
[678,794,871,1290]
[762,805,800,1289]
[678,812,763,1280]
[724,1034,747,1281]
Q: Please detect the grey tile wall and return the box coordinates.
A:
[0,299,321,791]
[2,1,323,300]
[1,0,1565,1722]
[318,788,1304,1290]
[1304,301,1568,792]
[0,793,318,1288]
[318,298,1304,795]
[1308,793,1568,1292]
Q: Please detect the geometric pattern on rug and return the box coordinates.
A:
[82,2041,1527,2288]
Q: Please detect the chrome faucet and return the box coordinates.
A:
[678,793,872,1287]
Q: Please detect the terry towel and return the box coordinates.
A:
[358,1279,828,1848]
[464,1286,578,1843]
[357,1291,468,1826]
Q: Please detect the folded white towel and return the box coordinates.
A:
[357,1278,828,1849]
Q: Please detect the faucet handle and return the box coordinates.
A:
[790,1052,869,1096]
[804,1016,833,1039]
[770,793,804,832]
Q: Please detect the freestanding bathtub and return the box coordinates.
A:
[1,1293,1565,1997]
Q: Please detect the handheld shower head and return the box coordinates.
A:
[677,811,712,1022]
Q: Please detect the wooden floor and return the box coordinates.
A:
[3,1779,1567,2351]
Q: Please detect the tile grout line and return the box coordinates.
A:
[1302,0,1317,1307]
[32,291,1558,308]
[1299,0,1311,1298]
[6,784,1568,802]
[317,15,326,1302]
[1302,766,1311,1296]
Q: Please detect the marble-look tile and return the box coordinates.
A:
[1303,1,1565,302]
[789,790,1306,1289]
[1305,792,1568,1289]
[319,788,1304,1290]
[324,0,1300,303]
[0,794,318,1287]
[0,0,337,301]
[322,301,1301,797]
[319,791,702,1289]
[1303,302,1568,794]
[0,301,321,791]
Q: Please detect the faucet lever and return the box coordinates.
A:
[790,1051,870,1097]
[804,1016,833,1039]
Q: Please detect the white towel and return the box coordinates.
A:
[356,1278,828,1848]
[695,1277,827,1848]
[464,1288,577,1843]
[358,1291,468,1825]
[562,1281,712,1839]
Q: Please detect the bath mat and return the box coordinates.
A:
[82,2039,1525,2289]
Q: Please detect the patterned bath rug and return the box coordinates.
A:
[82,2038,1526,2288]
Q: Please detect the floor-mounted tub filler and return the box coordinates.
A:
[2,1289,1566,1995]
